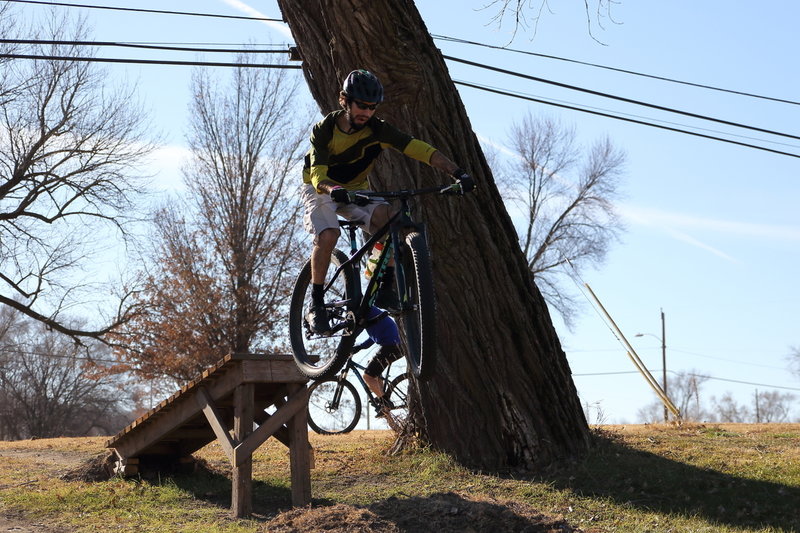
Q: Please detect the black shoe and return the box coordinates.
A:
[374,284,400,311]
[374,396,394,418]
[305,304,330,334]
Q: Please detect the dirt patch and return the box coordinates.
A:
[59,452,116,482]
[264,492,581,533]
[0,511,65,533]
[0,447,115,483]
[0,448,88,468]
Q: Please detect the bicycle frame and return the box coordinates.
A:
[324,353,398,411]
[322,193,427,338]
[291,181,463,381]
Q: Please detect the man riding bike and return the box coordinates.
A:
[300,69,474,334]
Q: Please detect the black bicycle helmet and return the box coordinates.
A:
[342,69,384,104]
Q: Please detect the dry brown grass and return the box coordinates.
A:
[1,424,799,532]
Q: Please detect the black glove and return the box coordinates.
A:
[330,186,350,204]
[452,168,475,194]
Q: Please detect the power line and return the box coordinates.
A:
[2,0,283,22]
[0,39,290,54]
[5,43,797,156]
[577,372,800,392]
[455,80,800,159]
[0,53,301,69]
[483,80,797,149]
[663,347,788,371]
[444,55,800,142]
[433,34,800,107]
[574,370,643,376]
[574,368,800,391]
[9,40,795,145]
[573,345,790,371]
[689,373,800,392]
[5,8,791,111]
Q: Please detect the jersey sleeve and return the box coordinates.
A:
[376,119,437,166]
[306,114,337,192]
[402,139,437,165]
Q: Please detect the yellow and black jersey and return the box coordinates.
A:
[303,110,438,192]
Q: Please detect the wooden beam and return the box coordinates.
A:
[196,386,235,463]
[233,385,310,467]
[105,355,313,512]
[287,383,312,507]
[110,362,245,460]
[241,359,307,384]
[232,383,254,518]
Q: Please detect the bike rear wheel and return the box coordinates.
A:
[384,372,411,425]
[289,249,359,380]
[398,231,437,380]
[307,378,361,435]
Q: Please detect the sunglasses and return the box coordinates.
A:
[353,100,378,111]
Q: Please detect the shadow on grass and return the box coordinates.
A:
[162,458,316,515]
[139,459,576,531]
[539,430,800,531]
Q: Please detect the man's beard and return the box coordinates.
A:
[346,110,367,131]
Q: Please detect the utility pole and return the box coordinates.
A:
[755,389,760,423]
[636,309,669,423]
[661,308,667,423]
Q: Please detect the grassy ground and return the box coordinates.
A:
[0,423,798,532]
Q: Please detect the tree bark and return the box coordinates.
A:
[278,0,590,470]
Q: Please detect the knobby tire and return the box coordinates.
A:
[289,249,359,380]
[307,378,362,435]
[386,372,411,421]
[399,231,437,380]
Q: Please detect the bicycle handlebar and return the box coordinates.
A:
[354,182,469,203]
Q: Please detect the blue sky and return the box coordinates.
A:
[13,1,800,423]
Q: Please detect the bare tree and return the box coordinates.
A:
[500,113,625,327]
[670,371,710,421]
[484,0,622,42]
[0,307,132,439]
[112,57,308,383]
[711,392,751,423]
[788,346,800,381]
[636,401,665,425]
[0,11,154,341]
[637,370,710,423]
[753,390,796,423]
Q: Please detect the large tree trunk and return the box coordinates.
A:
[278,0,591,470]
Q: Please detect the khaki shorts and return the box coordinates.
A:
[301,184,388,236]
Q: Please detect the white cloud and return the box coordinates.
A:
[619,204,800,263]
[620,204,800,242]
[147,144,191,192]
[475,133,516,159]
[220,0,293,39]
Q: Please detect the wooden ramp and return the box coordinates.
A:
[105,353,312,517]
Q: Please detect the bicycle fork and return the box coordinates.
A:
[326,369,352,411]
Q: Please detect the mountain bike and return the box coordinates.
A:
[289,182,467,381]
[307,344,410,435]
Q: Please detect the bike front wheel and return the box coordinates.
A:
[307,378,362,435]
[398,231,437,380]
[289,249,359,380]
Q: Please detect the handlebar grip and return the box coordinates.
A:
[439,183,461,195]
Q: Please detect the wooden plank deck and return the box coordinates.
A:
[105,353,312,516]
